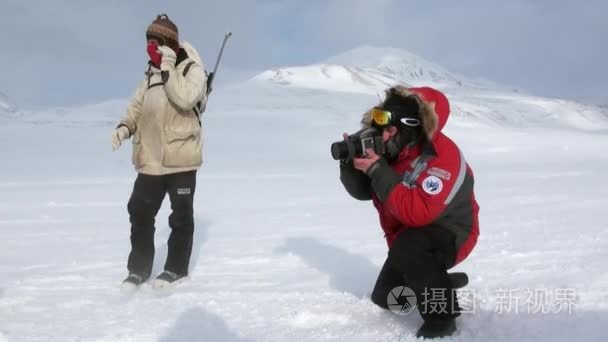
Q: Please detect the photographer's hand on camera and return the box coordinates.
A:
[353,148,381,174]
[352,147,402,202]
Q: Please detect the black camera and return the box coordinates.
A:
[331,128,385,161]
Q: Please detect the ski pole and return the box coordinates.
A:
[206,32,232,96]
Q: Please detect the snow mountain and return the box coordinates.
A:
[252,46,608,131]
[254,45,505,95]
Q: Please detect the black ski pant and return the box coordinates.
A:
[370,226,460,322]
[126,171,196,279]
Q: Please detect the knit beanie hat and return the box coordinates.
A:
[146,14,179,52]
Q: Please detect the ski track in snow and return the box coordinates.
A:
[1,92,608,341]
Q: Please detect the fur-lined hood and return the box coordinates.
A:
[362,85,450,141]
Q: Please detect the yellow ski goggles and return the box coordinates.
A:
[371,107,421,128]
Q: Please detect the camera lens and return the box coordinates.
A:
[331,141,349,160]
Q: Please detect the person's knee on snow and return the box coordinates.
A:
[370,258,409,310]
[371,285,391,309]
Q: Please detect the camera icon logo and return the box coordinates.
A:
[387,286,417,315]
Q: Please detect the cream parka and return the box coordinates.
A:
[118,42,207,175]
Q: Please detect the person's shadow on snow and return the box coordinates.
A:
[152,215,210,277]
[274,237,379,298]
[159,307,252,342]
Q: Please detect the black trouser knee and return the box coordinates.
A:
[371,258,406,309]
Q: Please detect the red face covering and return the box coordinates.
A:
[147,41,162,67]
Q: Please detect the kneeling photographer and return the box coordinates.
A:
[334,86,479,339]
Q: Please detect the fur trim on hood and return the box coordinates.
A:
[361,85,450,141]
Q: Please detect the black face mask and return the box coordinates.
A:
[384,126,422,161]
[384,134,402,161]
[401,124,422,146]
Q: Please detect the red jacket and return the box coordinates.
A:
[372,87,479,265]
[340,86,479,265]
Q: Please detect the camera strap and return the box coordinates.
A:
[403,153,433,187]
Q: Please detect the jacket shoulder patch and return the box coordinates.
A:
[422,176,443,195]
[427,167,451,181]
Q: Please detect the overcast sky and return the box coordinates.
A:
[1,0,606,108]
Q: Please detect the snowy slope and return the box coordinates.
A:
[254,63,396,94]
[16,100,128,127]
[254,46,506,95]
[1,52,608,342]
[448,92,608,130]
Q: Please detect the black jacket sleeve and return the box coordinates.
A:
[339,160,373,201]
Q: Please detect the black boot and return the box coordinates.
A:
[120,273,148,293]
[152,270,188,289]
[416,318,457,339]
[448,272,469,289]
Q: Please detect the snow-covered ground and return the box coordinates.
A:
[1,48,608,341]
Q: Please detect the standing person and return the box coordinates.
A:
[111,14,207,290]
[338,86,479,338]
